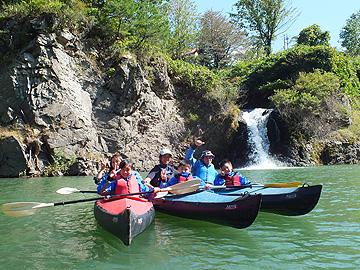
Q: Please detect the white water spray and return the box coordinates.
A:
[242,108,283,170]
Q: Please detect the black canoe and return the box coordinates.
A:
[94,196,155,245]
[212,184,322,216]
[153,190,261,229]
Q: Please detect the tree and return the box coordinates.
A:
[231,0,298,55]
[167,0,199,59]
[297,24,330,46]
[95,0,169,50]
[340,10,360,55]
[198,10,247,69]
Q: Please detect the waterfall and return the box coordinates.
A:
[242,108,282,169]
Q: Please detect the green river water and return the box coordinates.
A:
[0,165,359,270]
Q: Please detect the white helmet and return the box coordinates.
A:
[159,148,172,156]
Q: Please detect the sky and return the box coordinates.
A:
[193,0,360,52]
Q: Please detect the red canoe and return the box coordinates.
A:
[94,196,155,245]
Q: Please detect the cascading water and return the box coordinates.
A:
[242,108,282,169]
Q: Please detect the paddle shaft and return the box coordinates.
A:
[208,182,302,196]
[210,182,301,190]
[53,190,154,207]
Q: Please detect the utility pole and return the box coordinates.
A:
[283,35,290,50]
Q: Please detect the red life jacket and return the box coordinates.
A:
[178,174,193,183]
[114,174,140,195]
[224,173,241,187]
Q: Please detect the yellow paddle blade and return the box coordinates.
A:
[166,179,201,195]
[264,181,302,188]
[169,185,199,195]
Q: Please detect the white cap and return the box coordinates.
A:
[159,148,172,156]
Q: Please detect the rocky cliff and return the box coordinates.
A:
[0,16,236,177]
[0,16,359,178]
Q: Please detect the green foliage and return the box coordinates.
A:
[230,45,360,97]
[231,0,298,55]
[297,24,330,46]
[259,79,292,91]
[188,112,199,122]
[167,0,199,59]
[271,70,340,113]
[0,0,88,27]
[270,70,346,137]
[106,67,116,77]
[333,107,360,143]
[330,51,360,96]
[340,10,360,56]
[92,0,170,51]
[167,57,239,127]
[44,148,77,176]
[167,58,219,92]
[198,10,247,69]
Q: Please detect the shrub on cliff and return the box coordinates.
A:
[0,0,88,26]
[270,70,350,138]
[166,57,239,143]
[230,45,360,107]
[167,58,238,110]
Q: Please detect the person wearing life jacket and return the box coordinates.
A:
[159,160,198,188]
[213,159,250,187]
[94,152,122,185]
[184,139,217,187]
[97,159,159,197]
[144,148,176,187]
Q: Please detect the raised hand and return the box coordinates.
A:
[194,138,205,147]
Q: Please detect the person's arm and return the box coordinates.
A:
[143,166,160,187]
[185,139,205,166]
[97,174,116,195]
[240,175,251,185]
[185,146,197,166]
[159,176,178,188]
[213,174,225,186]
[94,159,109,184]
[133,171,152,193]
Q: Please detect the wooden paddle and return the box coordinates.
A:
[164,179,201,194]
[1,180,201,217]
[255,181,302,188]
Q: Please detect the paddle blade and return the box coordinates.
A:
[264,182,302,188]
[56,187,81,195]
[1,202,40,217]
[167,179,201,195]
[154,191,168,199]
[170,185,199,195]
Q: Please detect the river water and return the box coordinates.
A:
[0,165,359,270]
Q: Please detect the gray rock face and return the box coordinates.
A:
[321,141,360,165]
[93,56,186,171]
[1,29,108,173]
[0,136,27,177]
[0,21,187,176]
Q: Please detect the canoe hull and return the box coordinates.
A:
[154,191,261,229]
[215,184,322,216]
[94,197,155,245]
[260,185,322,216]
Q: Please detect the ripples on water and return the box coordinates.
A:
[0,166,359,269]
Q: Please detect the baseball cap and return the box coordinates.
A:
[159,148,172,156]
[200,150,215,158]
